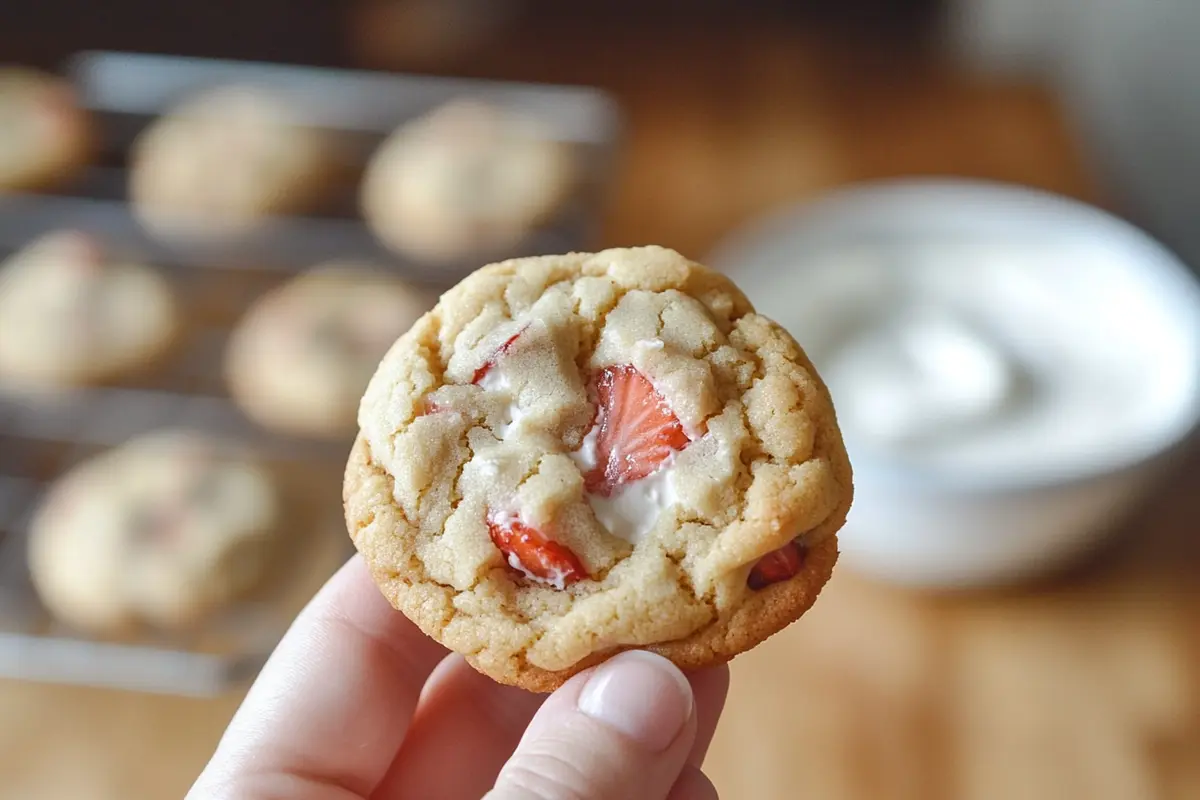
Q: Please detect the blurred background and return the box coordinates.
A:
[1,1,1199,798]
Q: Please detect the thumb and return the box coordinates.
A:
[487,651,707,800]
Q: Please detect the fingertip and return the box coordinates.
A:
[576,651,696,752]
[489,651,702,799]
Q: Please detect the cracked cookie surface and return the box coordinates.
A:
[344,246,852,690]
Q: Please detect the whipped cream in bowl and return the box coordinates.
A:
[712,179,1200,587]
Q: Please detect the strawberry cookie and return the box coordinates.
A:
[29,430,283,633]
[129,85,345,239]
[360,99,577,264]
[0,230,178,388]
[225,263,432,439]
[344,246,852,690]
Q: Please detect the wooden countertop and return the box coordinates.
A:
[4,19,1199,800]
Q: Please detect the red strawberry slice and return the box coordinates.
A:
[487,515,587,589]
[472,326,529,384]
[747,541,805,590]
[583,364,690,496]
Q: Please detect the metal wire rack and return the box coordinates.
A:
[0,51,619,695]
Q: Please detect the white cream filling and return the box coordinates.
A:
[587,463,679,545]
[636,337,665,352]
[571,424,680,545]
[477,366,526,439]
[506,550,570,590]
[476,454,502,479]
[481,333,684,545]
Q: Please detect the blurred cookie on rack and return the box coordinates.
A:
[28,430,284,633]
[361,99,578,264]
[225,262,432,439]
[0,67,92,191]
[0,230,178,388]
[129,84,344,239]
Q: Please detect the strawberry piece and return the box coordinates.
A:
[747,541,805,590]
[487,516,587,589]
[472,326,528,384]
[583,365,690,496]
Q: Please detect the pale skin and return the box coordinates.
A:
[188,556,730,800]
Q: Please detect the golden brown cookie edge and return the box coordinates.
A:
[345,434,844,693]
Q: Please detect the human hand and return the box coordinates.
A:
[188,556,729,799]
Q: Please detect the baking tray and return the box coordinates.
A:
[0,52,621,695]
[0,236,351,695]
[0,221,352,696]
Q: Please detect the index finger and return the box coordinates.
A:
[188,555,446,800]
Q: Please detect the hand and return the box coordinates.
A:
[189,556,729,799]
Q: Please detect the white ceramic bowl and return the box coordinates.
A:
[710,179,1200,588]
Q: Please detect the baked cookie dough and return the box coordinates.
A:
[226,263,432,438]
[344,246,852,691]
[0,230,178,388]
[29,431,283,633]
[129,84,343,238]
[361,99,577,264]
[0,67,91,191]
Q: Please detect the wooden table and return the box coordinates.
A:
[707,466,1200,800]
[4,18,1198,800]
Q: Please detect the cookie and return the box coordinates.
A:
[226,263,433,438]
[344,246,852,691]
[360,99,578,264]
[0,67,91,191]
[129,84,343,238]
[0,230,178,388]
[28,431,283,633]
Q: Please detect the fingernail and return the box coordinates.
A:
[577,651,694,751]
